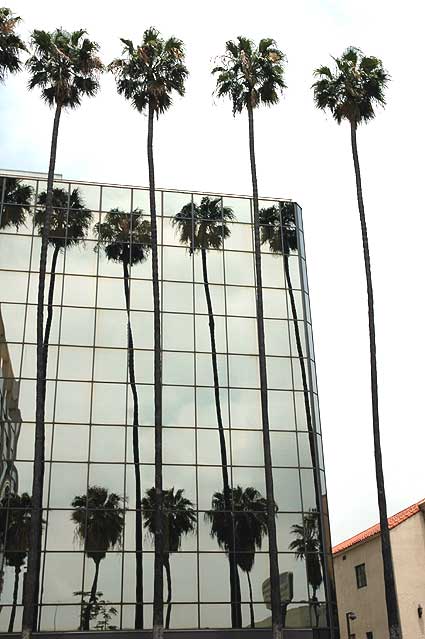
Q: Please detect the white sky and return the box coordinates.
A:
[1,0,424,546]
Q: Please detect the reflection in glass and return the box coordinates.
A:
[0,492,32,631]
[96,208,151,629]
[205,486,270,629]
[142,486,196,629]
[71,486,124,630]
[289,511,322,627]
[0,178,33,232]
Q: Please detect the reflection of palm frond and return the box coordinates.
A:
[142,486,196,554]
[173,196,234,254]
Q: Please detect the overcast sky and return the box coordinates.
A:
[1,0,424,545]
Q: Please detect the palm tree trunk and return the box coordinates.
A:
[8,566,20,632]
[43,244,60,353]
[201,247,242,628]
[22,102,62,639]
[350,120,401,639]
[148,98,164,639]
[164,555,172,629]
[247,571,255,629]
[83,558,101,631]
[247,102,282,639]
[122,258,144,629]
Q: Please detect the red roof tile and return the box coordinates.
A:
[332,499,425,555]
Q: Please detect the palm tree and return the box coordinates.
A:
[71,486,124,631]
[95,208,151,629]
[0,7,26,82]
[206,486,271,629]
[259,202,322,517]
[0,177,33,230]
[213,37,286,639]
[312,47,400,639]
[173,197,244,627]
[289,511,322,627]
[23,30,103,637]
[142,486,196,629]
[110,30,188,638]
[35,187,92,391]
[0,492,32,632]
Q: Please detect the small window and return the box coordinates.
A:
[355,563,367,588]
[366,633,373,639]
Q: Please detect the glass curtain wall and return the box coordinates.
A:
[0,173,337,634]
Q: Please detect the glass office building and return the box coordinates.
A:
[0,172,337,636]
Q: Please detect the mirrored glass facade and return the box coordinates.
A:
[0,173,337,636]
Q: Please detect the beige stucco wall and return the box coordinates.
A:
[392,512,425,638]
[334,534,388,638]
[334,510,425,639]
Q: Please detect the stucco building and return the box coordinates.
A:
[333,499,425,639]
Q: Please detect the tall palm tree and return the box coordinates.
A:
[259,202,322,516]
[289,511,322,627]
[110,30,188,638]
[23,30,103,637]
[71,486,124,631]
[206,486,271,629]
[213,37,286,639]
[35,186,92,390]
[0,7,26,82]
[173,197,244,627]
[0,492,32,632]
[312,47,400,639]
[0,177,33,230]
[142,486,196,629]
[95,208,151,629]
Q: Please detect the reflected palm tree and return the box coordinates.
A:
[35,187,92,377]
[0,492,32,632]
[71,486,124,631]
[173,197,243,627]
[289,511,322,626]
[96,208,151,627]
[142,486,196,629]
[259,203,322,512]
[206,485,272,629]
[0,178,33,230]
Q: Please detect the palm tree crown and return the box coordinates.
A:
[313,47,389,125]
[289,512,322,599]
[142,486,196,553]
[26,28,103,108]
[35,187,92,249]
[259,202,297,255]
[173,196,234,253]
[109,27,188,115]
[0,7,26,82]
[213,37,285,115]
[0,492,32,567]
[0,177,33,230]
[95,208,151,266]
[71,486,124,562]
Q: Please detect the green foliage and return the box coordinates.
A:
[0,7,26,81]
[26,28,103,108]
[109,27,188,115]
[71,486,124,563]
[213,36,286,115]
[142,486,196,554]
[74,591,118,630]
[95,208,151,266]
[0,177,33,230]
[0,492,32,569]
[34,187,92,249]
[173,196,234,254]
[313,47,389,125]
[259,201,297,254]
[289,511,322,595]
[205,485,272,574]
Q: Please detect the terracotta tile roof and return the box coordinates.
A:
[332,498,425,555]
